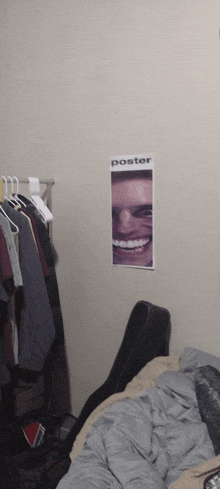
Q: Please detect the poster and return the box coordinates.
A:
[110,154,154,269]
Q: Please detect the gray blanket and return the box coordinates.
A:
[57,369,215,488]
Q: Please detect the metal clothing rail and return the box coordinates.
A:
[14,178,55,184]
[2,177,55,241]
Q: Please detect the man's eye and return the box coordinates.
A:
[134,208,153,218]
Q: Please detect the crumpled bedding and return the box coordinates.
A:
[56,352,220,489]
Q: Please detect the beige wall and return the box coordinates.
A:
[1,0,220,416]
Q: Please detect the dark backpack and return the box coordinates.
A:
[1,410,77,489]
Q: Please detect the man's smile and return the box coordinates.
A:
[112,237,152,252]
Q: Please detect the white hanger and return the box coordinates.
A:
[1,176,12,203]
[28,177,53,223]
[0,176,19,233]
[7,176,20,207]
[2,176,9,200]
[12,176,27,207]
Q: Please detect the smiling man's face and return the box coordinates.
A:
[112,177,153,267]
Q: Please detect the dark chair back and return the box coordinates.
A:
[67,300,171,449]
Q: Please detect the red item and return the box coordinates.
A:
[23,422,45,447]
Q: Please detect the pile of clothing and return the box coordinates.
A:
[0,196,70,424]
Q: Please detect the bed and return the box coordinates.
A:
[56,347,220,489]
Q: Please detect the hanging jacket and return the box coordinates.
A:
[2,200,55,376]
[16,195,71,414]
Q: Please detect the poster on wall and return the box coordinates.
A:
[110,154,154,269]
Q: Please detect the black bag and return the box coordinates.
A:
[1,410,77,489]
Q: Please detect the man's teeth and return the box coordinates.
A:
[112,238,150,249]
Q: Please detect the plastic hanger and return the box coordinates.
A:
[5,176,18,207]
[12,176,27,207]
[0,176,19,233]
[28,177,53,224]
[2,176,9,202]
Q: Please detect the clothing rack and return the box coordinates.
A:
[2,177,55,240]
[0,176,71,429]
